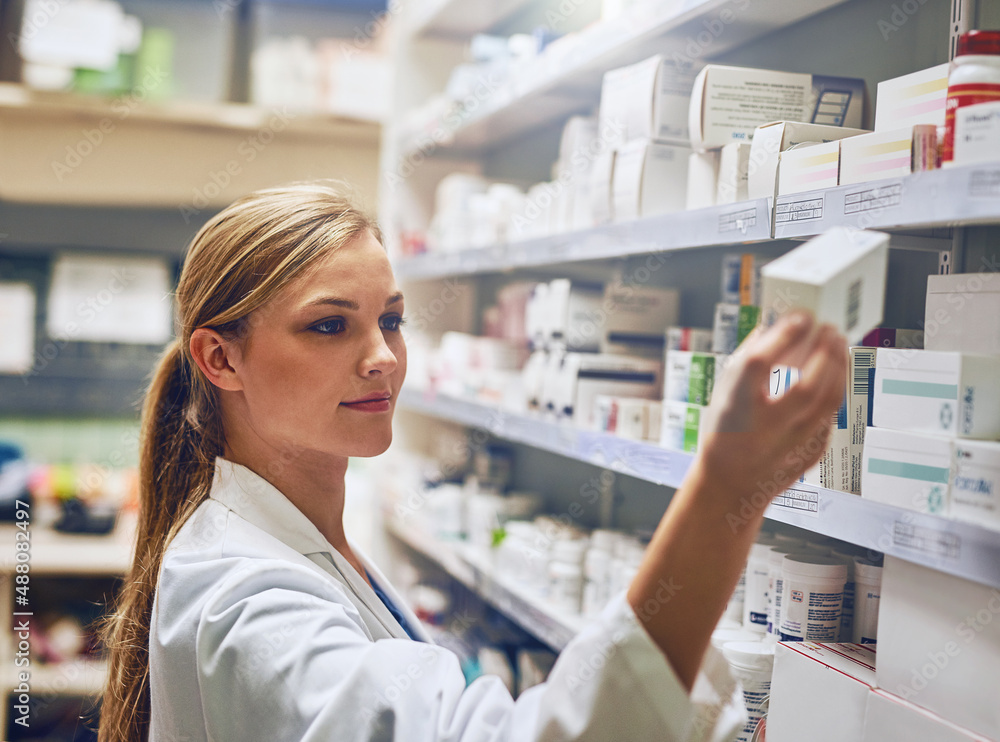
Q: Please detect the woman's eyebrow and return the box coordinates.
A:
[303,293,403,311]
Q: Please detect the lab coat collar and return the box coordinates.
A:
[208,457,432,643]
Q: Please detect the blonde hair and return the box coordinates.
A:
[98,183,381,742]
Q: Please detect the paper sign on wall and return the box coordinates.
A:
[46,254,173,345]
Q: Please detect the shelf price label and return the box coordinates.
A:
[892,521,961,560]
[843,182,903,215]
[968,169,1000,198]
[718,207,757,234]
[772,485,821,517]
[775,196,824,224]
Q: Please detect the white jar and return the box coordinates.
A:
[549,559,584,614]
[722,641,775,742]
[725,566,747,624]
[852,557,884,644]
[943,30,1000,164]
[778,554,847,642]
[743,535,779,633]
[710,626,762,653]
[766,545,806,639]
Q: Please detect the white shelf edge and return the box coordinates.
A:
[395,199,772,279]
[395,0,849,156]
[406,0,536,39]
[398,388,1000,591]
[394,163,1000,280]
[384,517,585,650]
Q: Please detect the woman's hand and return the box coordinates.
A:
[692,311,848,518]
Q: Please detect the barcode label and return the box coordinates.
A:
[853,349,876,395]
[847,279,862,331]
[772,486,820,516]
[844,183,902,214]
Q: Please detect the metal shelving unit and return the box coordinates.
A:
[395,0,850,156]
[385,516,585,650]
[399,387,1000,591]
[392,163,1000,280]
[395,199,771,280]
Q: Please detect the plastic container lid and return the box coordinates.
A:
[549,560,583,579]
[957,30,1000,57]
[782,553,848,580]
[801,542,832,556]
[773,533,806,546]
[768,545,808,568]
[722,641,776,671]
[550,538,588,564]
[711,628,762,651]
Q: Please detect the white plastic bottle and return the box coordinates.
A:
[852,557,884,644]
[778,554,847,642]
[722,641,775,742]
[743,534,780,633]
[942,30,1000,164]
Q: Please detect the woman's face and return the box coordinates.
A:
[227,230,406,460]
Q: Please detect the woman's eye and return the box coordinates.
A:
[312,318,345,335]
[381,315,405,332]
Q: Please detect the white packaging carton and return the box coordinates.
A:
[539,347,567,417]
[660,400,703,452]
[863,689,992,742]
[599,55,700,146]
[716,142,751,203]
[861,427,953,514]
[666,326,713,352]
[556,353,662,427]
[924,272,1000,355]
[951,439,1000,531]
[777,140,842,196]
[663,350,716,406]
[588,149,616,226]
[804,403,852,494]
[548,279,604,352]
[768,642,877,742]
[873,348,1000,439]
[686,150,719,210]
[839,125,937,185]
[874,63,950,132]
[876,556,1000,740]
[748,121,868,200]
[760,227,889,344]
[612,139,690,221]
[600,283,680,357]
[711,302,740,354]
[689,66,865,150]
[953,101,1000,166]
[849,347,878,495]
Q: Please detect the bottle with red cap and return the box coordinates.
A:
[942,29,1000,165]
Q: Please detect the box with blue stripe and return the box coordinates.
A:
[872,348,1000,440]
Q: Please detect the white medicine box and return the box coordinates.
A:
[612,139,690,221]
[861,426,953,515]
[716,142,751,204]
[768,642,877,742]
[747,121,868,200]
[599,55,700,146]
[778,140,842,196]
[873,348,1000,439]
[760,227,889,344]
[863,690,992,742]
[876,556,1000,740]
[951,439,1000,531]
[874,63,950,132]
[924,272,1000,355]
[600,283,680,357]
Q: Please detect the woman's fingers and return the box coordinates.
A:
[736,310,816,389]
[777,325,848,427]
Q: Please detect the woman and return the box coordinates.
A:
[99,183,846,742]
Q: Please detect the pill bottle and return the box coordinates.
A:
[852,557,884,644]
[722,641,775,742]
[778,554,847,642]
[766,545,807,640]
[548,560,584,614]
[942,30,1000,164]
[710,627,762,653]
[725,566,747,623]
[743,535,780,633]
[582,547,612,617]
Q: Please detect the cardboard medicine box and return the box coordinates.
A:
[760,227,889,344]
[872,348,1000,439]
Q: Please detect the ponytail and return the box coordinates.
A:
[97,182,380,742]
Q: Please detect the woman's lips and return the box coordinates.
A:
[340,397,391,413]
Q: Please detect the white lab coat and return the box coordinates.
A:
[148,458,744,742]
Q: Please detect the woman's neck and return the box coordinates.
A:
[222,431,366,581]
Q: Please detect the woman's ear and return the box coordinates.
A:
[190,328,244,392]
